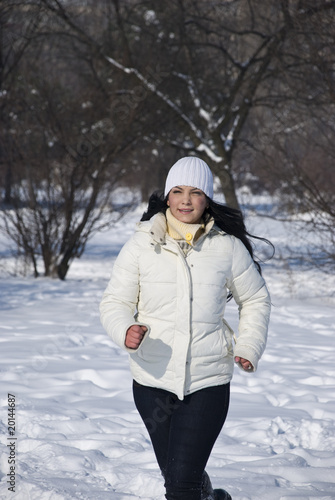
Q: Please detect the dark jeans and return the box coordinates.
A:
[133,381,230,500]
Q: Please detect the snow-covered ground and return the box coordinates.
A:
[0,200,334,500]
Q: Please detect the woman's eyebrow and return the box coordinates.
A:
[172,186,202,192]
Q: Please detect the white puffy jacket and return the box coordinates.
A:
[100,212,271,400]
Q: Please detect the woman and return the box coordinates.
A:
[100,157,271,500]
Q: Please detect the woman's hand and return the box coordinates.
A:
[125,325,147,349]
[235,356,253,371]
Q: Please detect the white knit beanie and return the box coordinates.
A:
[164,157,214,199]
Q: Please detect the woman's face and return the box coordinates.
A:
[167,185,208,224]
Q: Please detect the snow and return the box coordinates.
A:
[196,143,223,163]
[0,198,335,500]
[224,115,240,152]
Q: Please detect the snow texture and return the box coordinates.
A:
[0,198,334,500]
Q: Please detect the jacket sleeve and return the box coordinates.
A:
[99,236,150,352]
[226,236,271,371]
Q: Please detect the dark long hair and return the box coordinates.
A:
[141,191,274,275]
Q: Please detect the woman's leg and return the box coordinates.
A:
[132,380,179,476]
[164,383,230,500]
[133,381,230,500]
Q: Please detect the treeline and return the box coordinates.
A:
[0,0,334,278]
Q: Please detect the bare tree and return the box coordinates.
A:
[0,1,45,204]
[235,2,335,265]
[0,2,148,279]
[0,76,139,278]
[2,0,335,276]
[36,0,335,210]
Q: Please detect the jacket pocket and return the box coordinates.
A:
[199,327,229,363]
[222,318,235,356]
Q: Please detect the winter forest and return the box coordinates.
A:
[0,1,335,499]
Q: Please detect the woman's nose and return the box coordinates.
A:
[182,194,191,204]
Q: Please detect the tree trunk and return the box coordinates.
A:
[215,167,240,210]
[4,165,12,205]
[56,260,69,281]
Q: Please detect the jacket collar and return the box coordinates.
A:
[148,212,168,245]
[137,212,223,246]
